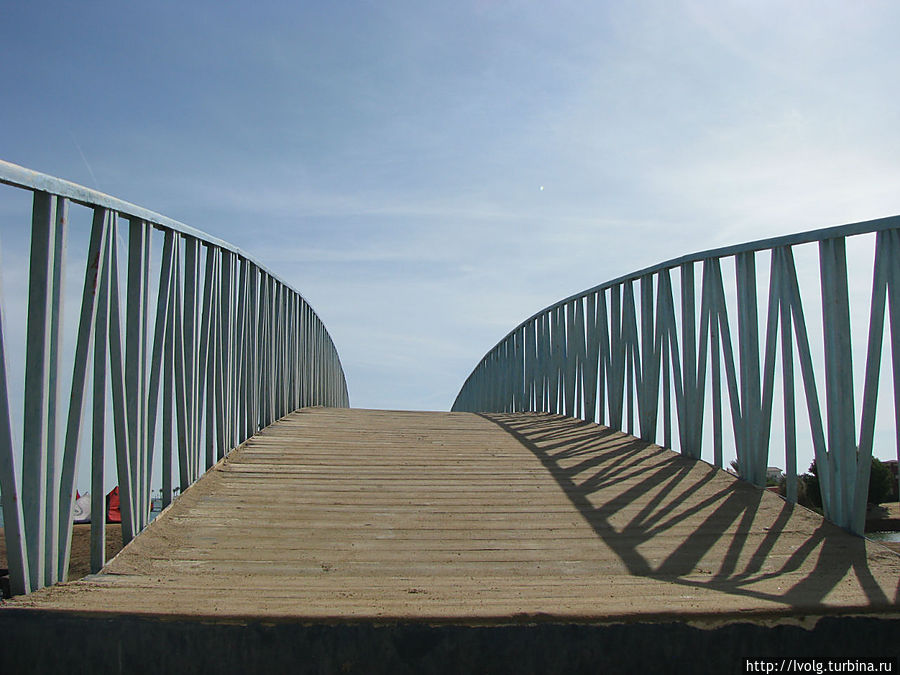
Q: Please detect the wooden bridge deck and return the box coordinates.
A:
[7,407,900,621]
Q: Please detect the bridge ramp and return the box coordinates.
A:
[6,407,898,620]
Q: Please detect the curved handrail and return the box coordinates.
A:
[453,216,900,536]
[0,160,349,595]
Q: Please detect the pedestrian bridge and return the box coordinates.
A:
[0,160,898,671]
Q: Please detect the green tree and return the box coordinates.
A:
[869,458,893,505]
[802,461,822,508]
[801,457,894,507]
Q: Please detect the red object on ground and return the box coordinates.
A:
[106,487,121,523]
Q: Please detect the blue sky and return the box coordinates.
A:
[3,0,900,418]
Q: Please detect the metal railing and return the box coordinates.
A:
[453,216,900,536]
[0,160,349,595]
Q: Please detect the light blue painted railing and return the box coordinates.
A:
[454,216,900,536]
[0,160,349,596]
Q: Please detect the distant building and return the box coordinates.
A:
[766,467,783,483]
[883,459,899,501]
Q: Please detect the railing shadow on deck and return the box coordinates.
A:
[482,412,899,610]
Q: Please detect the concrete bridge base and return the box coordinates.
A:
[1,609,898,674]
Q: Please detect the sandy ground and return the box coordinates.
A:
[867,500,900,523]
[0,524,124,585]
[866,501,900,553]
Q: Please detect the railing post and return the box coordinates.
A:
[22,191,60,588]
[0,237,31,595]
[819,237,857,530]
[182,237,200,486]
[680,263,701,457]
[639,273,657,442]
[125,217,150,529]
[90,220,112,573]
